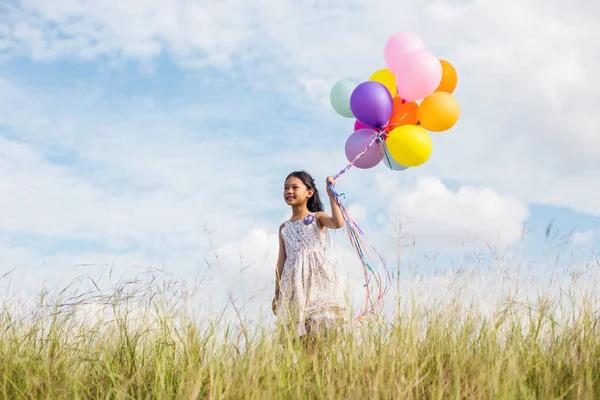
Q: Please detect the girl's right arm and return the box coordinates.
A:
[274,223,286,300]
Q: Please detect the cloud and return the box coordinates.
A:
[0,75,306,251]
[346,204,367,223]
[4,228,599,334]
[395,256,600,326]
[0,73,371,314]
[2,0,600,330]
[378,176,529,251]
[571,230,595,244]
[3,0,259,65]
[4,0,600,220]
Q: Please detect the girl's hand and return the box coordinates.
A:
[326,176,336,197]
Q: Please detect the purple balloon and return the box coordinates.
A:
[345,129,384,169]
[350,81,393,128]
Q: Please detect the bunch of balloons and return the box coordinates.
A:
[330,32,460,171]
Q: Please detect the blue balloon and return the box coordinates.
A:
[382,142,408,171]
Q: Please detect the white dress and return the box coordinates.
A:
[278,212,346,337]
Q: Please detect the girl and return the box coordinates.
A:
[272,170,347,342]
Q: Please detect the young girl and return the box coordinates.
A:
[272,170,347,342]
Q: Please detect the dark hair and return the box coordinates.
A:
[286,170,324,213]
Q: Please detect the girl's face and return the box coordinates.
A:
[284,176,313,206]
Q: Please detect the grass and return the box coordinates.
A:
[1,253,600,399]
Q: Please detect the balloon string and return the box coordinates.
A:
[382,145,394,167]
[387,101,403,126]
[332,131,383,180]
[384,102,418,132]
[329,129,393,324]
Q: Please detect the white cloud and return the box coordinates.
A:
[0,72,373,314]
[0,76,304,251]
[346,204,367,223]
[395,257,600,327]
[3,0,600,219]
[214,228,277,293]
[571,230,595,244]
[2,0,600,329]
[379,176,529,251]
[4,0,259,65]
[4,231,599,335]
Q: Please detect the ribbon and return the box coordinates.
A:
[328,129,392,323]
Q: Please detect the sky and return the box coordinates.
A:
[1,0,599,323]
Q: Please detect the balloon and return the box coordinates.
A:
[384,32,425,71]
[345,129,384,169]
[417,92,460,132]
[386,125,432,167]
[354,120,375,131]
[435,59,458,93]
[387,98,419,130]
[350,81,393,129]
[394,50,442,102]
[382,142,408,171]
[330,79,359,118]
[369,69,397,98]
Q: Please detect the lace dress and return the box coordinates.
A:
[277,212,346,337]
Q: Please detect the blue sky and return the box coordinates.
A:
[1,0,599,319]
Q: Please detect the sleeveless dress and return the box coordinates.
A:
[278,212,346,337]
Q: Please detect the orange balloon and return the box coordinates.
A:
[417,91,460,132]
[386,97,419,132]
[435,59,457,93]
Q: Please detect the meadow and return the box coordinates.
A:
[1,240,599,399]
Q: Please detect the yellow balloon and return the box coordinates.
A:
[369,69,397,98]
[386,125,432,167]
[417,92,460,132]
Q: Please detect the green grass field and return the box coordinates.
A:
[1,256,599,399]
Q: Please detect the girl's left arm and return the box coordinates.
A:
[317,176,345,229]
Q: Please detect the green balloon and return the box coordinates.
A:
[330,79,359,118]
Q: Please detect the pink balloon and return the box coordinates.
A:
[345,129,384,169]
[394,50,442,102]
[384,32,425,71]
[354,120,376,131]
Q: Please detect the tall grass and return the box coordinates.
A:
[1,255,600,399]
